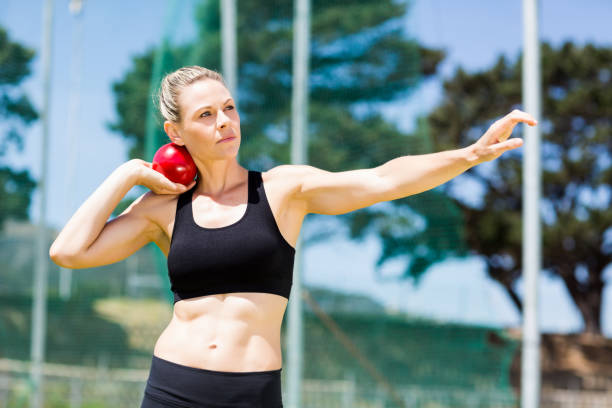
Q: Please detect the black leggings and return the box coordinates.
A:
[140,354,283,408]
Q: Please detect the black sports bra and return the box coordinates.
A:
[167,170,295,304]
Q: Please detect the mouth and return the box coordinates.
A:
[218,136,236,143]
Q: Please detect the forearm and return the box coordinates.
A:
[375,145,479,201]
[49,160,140,258]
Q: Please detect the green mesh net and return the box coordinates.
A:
[0,0,519,406]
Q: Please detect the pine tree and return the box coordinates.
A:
[428,42,612,334]
[0,26,38,231]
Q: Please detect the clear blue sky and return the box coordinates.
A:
[2,0,611,334]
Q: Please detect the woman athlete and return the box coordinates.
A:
[49,66,536,407]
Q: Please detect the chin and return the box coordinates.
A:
[217,147,240,159]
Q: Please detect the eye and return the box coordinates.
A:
[225,105,234,111]
[200,111,211,118]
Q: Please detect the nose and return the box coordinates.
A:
[217,110,230,129]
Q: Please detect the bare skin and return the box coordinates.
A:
[148,168,306,372]
[49,74,536,373]
[147,79,307,371]
[149,108,537,373]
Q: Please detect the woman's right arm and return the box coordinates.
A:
[49,159,195,269]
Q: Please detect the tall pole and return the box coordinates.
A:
[287,0,310,406]
[220,0,238,161]
[59,0,85,300]
[220,0,237,96]
[31,0,55,406]
[521,0,542,407]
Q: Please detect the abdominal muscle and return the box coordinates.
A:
[150,168,302,373]
[152,291,288,372]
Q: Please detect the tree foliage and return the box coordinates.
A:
[109,0,471,281]
[428,42,612,333]
[0,26,38,230]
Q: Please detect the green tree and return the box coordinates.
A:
[110,0,468,281]
[0,26,38,230]
[428,41,612,334]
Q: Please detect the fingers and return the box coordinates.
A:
[174,179,197,193]
[485,110,537,144]
[491,137,523,156]
[142,163,196,194]
[476,110,534,162]
[506,109,537,126]
[166,179,193,194]
[184,180,197,191]
[152,172,193,194]
[159,178,179,193]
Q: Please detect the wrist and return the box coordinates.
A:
[462,144,482,167]
[118,159,145,186]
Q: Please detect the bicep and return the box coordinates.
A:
[292,165,390,215]
[62,192,161,269]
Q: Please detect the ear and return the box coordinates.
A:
[164,121,185,146]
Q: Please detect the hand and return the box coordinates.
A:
[129,159,197,195]
[470,109,537,164]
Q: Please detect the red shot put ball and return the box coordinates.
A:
[152,143,197,186]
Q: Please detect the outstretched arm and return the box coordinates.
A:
[291,109,537,215]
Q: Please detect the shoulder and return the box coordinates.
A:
[262,164,338,192]
[260,164,326,213]
[262,164,324,182]
[261,164,324,192]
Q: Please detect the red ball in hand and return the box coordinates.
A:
[152,143,197,186]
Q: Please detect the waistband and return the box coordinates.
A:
[152,354,282,376]
[145,354,284,407]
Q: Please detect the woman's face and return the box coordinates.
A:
[171,79,240,161]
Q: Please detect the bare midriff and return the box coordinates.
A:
[151,169,302,374]
[153,291,288,373]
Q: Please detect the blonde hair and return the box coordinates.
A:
[156,66,226,123]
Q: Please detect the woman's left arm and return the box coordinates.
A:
[291,109,537,215]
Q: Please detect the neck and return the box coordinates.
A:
[193,159,247,197]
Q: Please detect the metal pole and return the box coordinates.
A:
[30,0,55,406]
[220,0,238,162]
[59,0,85,300]
[220,0,237,96]
[287,0,310,406]
[521,0,542,407]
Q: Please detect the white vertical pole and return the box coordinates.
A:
[31,0,55,406]
[521,0,542,407]
[59,0,85,300]
[288,0,310,406]
[220,0,238,161]
[220,0,237,95]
